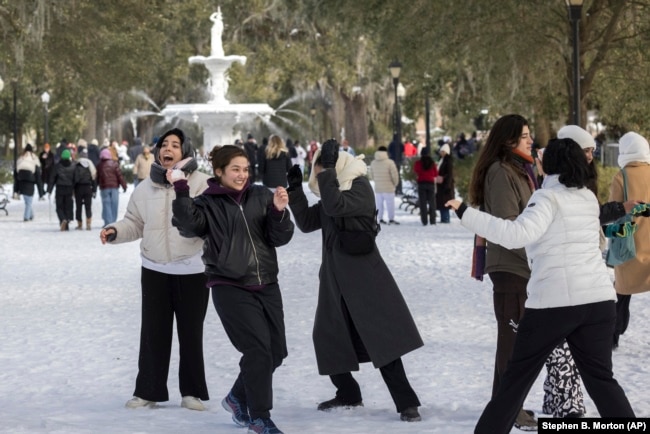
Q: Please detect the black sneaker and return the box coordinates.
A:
[247,417,283,434]
[317,397,363,411]
[389,220,400,225]
[400,406,421,422]
[379,220,387,224]
[222,392,250,427]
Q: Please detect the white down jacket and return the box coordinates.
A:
[460,174,616,309]
[109,171,209,265]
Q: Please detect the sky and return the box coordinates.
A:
[1,182,649,434]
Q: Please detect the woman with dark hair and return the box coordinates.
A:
[99,128,211,411]
[435,143,454,223]
[169,145,294,434]
[16,144,45,221]
[466,114,539,429]
[448,138,636,433]
[413,147,438,226]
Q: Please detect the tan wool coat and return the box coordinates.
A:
[609,162,650,294]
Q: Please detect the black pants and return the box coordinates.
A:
[489,272,528,398]
[213,283,287,419]
[55,188,74,223]
[134,268,209,402]
[475,301,635,434]
[328,298,420,413]
[417,182,436,225]
[613,293,631,346]
[329,358,420,413]
[74,184,93,221]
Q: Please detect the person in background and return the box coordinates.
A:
[413,147,438,226]
[287,140,423,423]
[291,139,307,174]
[258,134,292,190]
[48,149,76,231]
[608,131,650,349]
[73,147,97,230]
[435,143,454,223]
[97,147,127,226]
[16,144,45,221]
[370,145,399,224]
[100,128,211,412]
[340,139,356,156]
[447,137,636,433]
[133,145,154,188]
[87,138,101,167]
[243,133,258,181]
[169,145,294,434]
[128,137,144,167]
[39,143,54,192]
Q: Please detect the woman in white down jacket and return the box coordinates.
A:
[447,138,635,433]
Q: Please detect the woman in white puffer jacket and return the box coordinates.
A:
[447,138,635,433]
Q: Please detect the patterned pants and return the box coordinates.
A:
[542,340,585,417]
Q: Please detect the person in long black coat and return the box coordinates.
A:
[435,143,455,223]
[287,139,424,422]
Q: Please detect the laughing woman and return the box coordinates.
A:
[169,145,294,434]
[100,128,211,411]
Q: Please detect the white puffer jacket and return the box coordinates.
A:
[17,152,40,173]
[109,171,209,264]
[461,174,616,309]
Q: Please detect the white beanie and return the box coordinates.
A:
[557,125,594,150]
[618,132,650,169]
[440,144,451,155]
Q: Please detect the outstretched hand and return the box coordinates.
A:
[445,199,462,210]
[287,164,303,191]
[273,187,289,211]
[320,139,340,169]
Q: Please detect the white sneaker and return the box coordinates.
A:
[181,396,206,411]
[125,396,155,409]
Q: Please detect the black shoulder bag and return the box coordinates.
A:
[335,210,381,255]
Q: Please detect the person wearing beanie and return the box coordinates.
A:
[413,146,438,225]
[48,147,76,230]
[435,143,454,223]
[87,139,101,166]
[100,128,211,412]
[73,146,97,230]
[16,144,45,221]
[370,145,399,224]
[608,131,650,349]
[96,144,127,226]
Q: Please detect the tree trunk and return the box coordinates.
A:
[84,97,97,142]
[344,92,368,150]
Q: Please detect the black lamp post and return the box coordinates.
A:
[566,0,584,126]
[41,91,50,145]
[389,59,403,194]
[12,81,18,197]
[310,103,316,140]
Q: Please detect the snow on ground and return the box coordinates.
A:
[1,183,648,433]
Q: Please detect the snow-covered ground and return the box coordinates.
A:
[1,183,648,434]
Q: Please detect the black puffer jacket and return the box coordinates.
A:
[172,179,294,287]
[48,160,75,194]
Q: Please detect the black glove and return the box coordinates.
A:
[287,164,303,191]
[320,139,340,169]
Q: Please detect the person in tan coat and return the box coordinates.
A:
[609,131,650,348]
[370,146,399,224]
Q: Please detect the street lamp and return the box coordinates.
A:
[310,103,316,139]
[41,91,50,145]
[566,0,584,126]
[12,81,18,198]
[389,59,403,194]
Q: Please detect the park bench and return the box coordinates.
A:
[0,186,9,215]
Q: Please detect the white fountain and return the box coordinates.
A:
[160,8,274,152]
